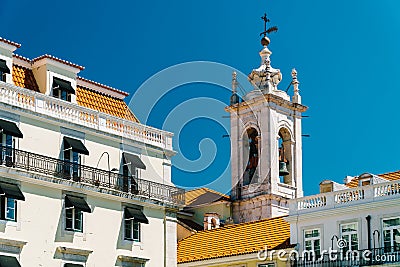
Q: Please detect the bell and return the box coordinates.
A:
[279,161,289,176]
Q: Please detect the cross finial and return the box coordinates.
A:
[261,13,270,37]
[259,13,278,37]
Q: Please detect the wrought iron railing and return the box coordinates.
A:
[291,247,400,266]
[0,146,185,205]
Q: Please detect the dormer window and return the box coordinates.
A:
[52,77,74,102]
[0,59,10,82]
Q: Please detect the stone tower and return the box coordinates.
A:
[226,20,308,223]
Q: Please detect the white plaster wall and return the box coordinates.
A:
[0,180,171,267]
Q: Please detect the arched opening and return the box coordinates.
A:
[278,127,292,185]
[243,127,259,185]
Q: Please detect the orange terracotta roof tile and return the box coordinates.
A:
[185,188,230,206]
[346,170,400,188]
[12,65,39,92]
[76,86,139,123]
[177,216,292,263]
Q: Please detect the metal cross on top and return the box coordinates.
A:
[260,13,278,37]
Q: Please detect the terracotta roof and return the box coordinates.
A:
[12,65,39,92]
[32,54,85,70]
[185,188,230,206]
[346,170,400,188]
[0,37,21,48]
[77,76,129,97]
[177,216,292,263]
[76,86,139,122]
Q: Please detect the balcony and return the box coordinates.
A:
[290,180,400,214]
[0,81,173,151]
[291,247,400,266]
[0,146,185,206]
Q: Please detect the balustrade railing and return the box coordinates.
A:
[0,82,173,150]
[0,146,184,205]
[292,180,400,213]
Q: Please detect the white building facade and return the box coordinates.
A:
[286,173,400,266]
[0,37,184,267]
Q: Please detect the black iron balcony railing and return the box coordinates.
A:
[291,247,400,267]
[0,146,185,205]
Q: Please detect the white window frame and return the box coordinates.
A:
[304,228,321,256]
[340,222,359,252]
[65,205,83,232]
[4,197,16,221]
[382,217,400,252]
[258,263,275,267]
[124,218,141,242]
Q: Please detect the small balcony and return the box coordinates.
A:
[291,247,400,266]
[0,146,185,206]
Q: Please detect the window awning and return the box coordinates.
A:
[63,137,89,155]
[0,119,23,138]
[123,152,146,170]
[64,264,83,267]
[124,207,149,224]
[0,255,21,267]
[65,195,91,213]
[0,59,10,74]
[53,77,75,94]
[0,182,25,201]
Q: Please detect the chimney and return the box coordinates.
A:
[344,176,354,184]
[204,213,220,230]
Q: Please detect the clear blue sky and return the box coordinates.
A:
[2,0,400,196]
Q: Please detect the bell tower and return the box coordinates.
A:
[226,14,308,223]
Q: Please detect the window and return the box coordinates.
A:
[125,219,140,241]
[64,264,84,267]
[62,137,89,181]
[383,217,400,252]
[258,264,275,267]
[124,207,149,241]
[0,71,5,82]
[64,147,80,179]
[64,195,91,232]
[52,77,74,102]
[340,222,359,253]
[304,229,321,258]
[0,118,23,167]
[0,182,25,222]
[1,133,13,166]
[122,153,146,194]
[0,59,10,83]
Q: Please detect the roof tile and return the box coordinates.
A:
[177,216,292,263]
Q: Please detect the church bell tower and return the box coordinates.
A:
[226,14,308,223]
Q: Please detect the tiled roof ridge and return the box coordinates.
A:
[0,37,21,48]
[178,215,288,242]
[77,76,129,97]
[346,169,400,187]
[378,170,400,177]
[32,54,85,70]
[187,187,230,199]
[13,54,31,63]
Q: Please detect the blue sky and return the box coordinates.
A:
[2,0,400,195]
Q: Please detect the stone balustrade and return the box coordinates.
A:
[0,82,173,150]
[290,180,400,213]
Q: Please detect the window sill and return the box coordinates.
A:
[0,220,17,227]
